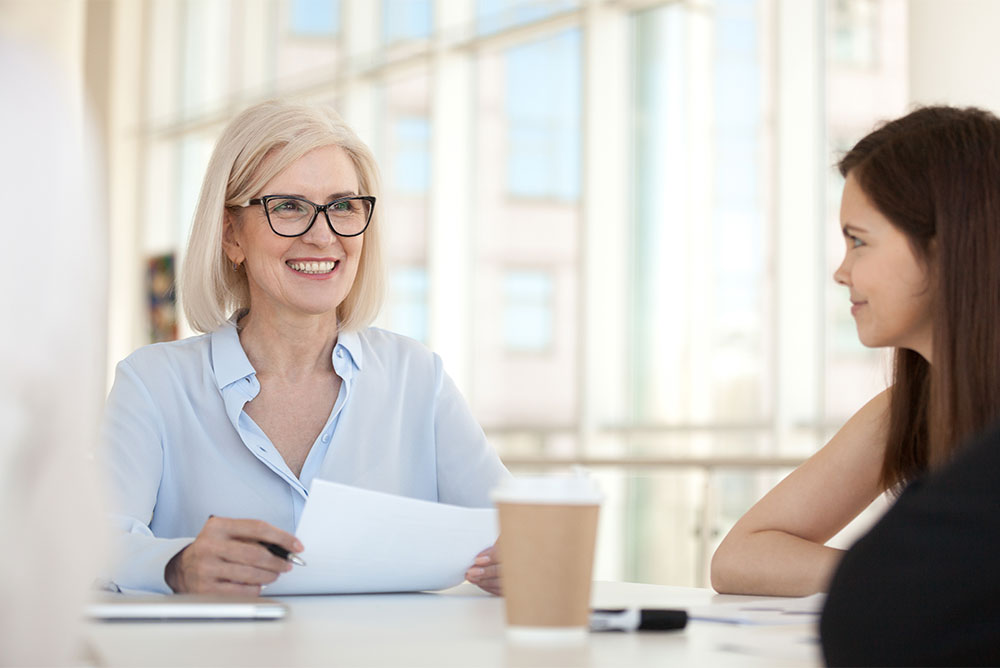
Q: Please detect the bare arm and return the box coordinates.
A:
[710,390,890,596]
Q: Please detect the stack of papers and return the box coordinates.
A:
[264,480,498,595]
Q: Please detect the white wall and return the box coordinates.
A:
[0,0,85,83]
[908,0,1000,112]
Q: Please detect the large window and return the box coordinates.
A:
[106,0,907,587]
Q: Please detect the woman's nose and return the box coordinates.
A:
[833,256,850,286]
[302,212,339,246]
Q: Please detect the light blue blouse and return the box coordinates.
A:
[101,322,510,593]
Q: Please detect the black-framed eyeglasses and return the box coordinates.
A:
[241,194,376,238]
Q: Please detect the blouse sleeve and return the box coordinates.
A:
[100,358,192,593]
[431,356,511,507]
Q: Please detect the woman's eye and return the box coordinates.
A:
[272,200,308,215]
[332,200,352,212]
[851,236,864,248]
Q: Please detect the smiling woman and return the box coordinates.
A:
[100,100,511,596]
[710,105,1000,596]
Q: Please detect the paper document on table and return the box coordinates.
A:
[264,479,498,595]
[689,593,825,625]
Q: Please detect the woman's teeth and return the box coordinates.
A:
[287,260,337,274]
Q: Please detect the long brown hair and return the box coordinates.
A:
[838,106,1000,492]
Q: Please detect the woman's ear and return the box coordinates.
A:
[221,209,244,265]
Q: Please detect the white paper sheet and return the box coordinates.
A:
[264,480,498,595]
[688,593,826,625]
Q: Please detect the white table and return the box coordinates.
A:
[85,582,822,667]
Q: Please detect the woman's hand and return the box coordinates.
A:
[164,516,303,595]
[465,543,502,595]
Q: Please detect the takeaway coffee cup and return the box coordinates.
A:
[492,473,602,638]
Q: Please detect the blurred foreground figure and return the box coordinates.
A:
[0,37,107,666]
[821,419,1000,666]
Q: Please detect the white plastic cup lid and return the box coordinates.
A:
[491,471,602,505]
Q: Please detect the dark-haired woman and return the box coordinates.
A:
[710,105,1000,596]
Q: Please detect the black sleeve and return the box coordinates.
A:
[820,420,1000,666]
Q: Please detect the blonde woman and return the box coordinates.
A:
[103,100,508,596]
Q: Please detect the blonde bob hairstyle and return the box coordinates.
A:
[179,99,385,334]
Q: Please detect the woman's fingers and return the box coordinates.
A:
[476,577,502,596]
[467,563,500,581]
[221,540,293,574]
[466,555,502,596]
[169,517,300,594]
[214,561,284,587]
[214,517,303,554]
[474,544,496,562]
[466,541,502,591]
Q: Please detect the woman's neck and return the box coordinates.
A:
[236,308,338,380]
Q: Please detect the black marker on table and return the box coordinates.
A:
[259,541,307,566]
[589,608,688,632]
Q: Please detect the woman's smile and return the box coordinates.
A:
[286,258,341,276]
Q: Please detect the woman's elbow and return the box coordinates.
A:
[709,535,742,594]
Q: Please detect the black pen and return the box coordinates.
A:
[259,541,306,566]
[589,608,688,632]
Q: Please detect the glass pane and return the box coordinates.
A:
[504,29,582,201]
[383,0,431,43]
[291,0,340,36]
[387,267,429,343]
[279,1,343,82]
[477,0,579,36]
[631,1,768,426]
[502,270,554,352]
[391,117,430,194]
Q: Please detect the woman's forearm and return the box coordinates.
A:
[710,529,844,596]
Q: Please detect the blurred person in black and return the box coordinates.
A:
[821,418,1000,666]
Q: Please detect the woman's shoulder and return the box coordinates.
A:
[353,327,441,372]
[117,332,213,375]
